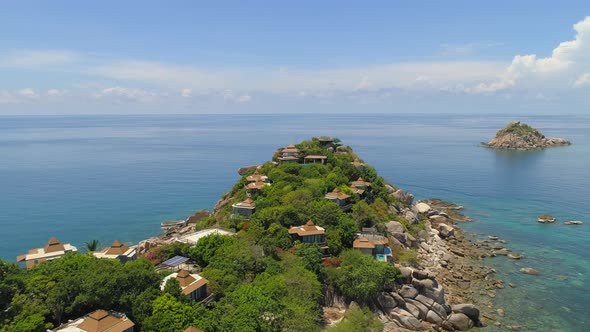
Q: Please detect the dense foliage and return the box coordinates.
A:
[2,138,408,331]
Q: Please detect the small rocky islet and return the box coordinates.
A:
[482,121,571,150]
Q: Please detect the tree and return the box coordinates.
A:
[296,244,323,274]
[163,277,182,298]
[84,239,100,252]
[186,234,237,267]
[324,250,401,303]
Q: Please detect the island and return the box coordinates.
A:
[482,121,571,150]
[2,137,520,332]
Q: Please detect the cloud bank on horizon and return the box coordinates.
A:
[0,16,589,114]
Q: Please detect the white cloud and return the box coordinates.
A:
[181,88,192,97]
[94,87,159,103]
[18,88,38,98]
[0,50,79,68]
[46,89,66,97]
[472,16,590,93]
[574,72,590,87]
[236,94,251,103]
[437,41,501,57]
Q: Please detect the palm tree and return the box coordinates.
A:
[85,239,100,252]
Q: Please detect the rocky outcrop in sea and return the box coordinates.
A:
[482,121,571,150]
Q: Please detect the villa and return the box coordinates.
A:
[246,171,269,184]
[353,233,392,262]
[161,270,209,301]
[317,136,336,148]
[246,181,269,196]
[16,237,77,269]
[288,220,326,245]
[303,155,327,165]
[350,177,372,195]
[232,198,256,218]
[278,144,301,163]
[351,158,366,171]
[53,309,134,332]
[93,240,137,263]
[325,188,352,209]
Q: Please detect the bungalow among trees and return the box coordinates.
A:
[53,309,135,332]
[231,198,256,218]
[161,270,209,301]
[246,171,269,184]
[353,230,393,262]
[350,177,372,195]
[325,188,352,209]
[351,158,366,171]
[288,220,326,245]
[303,155,327,165]
[246,181,269,196]
[16,237,77,269]
[277,144,301,163]
[93,240,137,263]
[183,327,203,332]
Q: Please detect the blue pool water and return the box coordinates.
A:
[0,114,588,330]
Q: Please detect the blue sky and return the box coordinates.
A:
[1,1,589,114]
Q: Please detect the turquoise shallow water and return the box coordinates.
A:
[0,114,588,331]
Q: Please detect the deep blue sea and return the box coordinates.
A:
[0,114,588,331]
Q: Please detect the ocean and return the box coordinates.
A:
[0,114,588,331]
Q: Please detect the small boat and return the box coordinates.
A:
[161,219,186,230]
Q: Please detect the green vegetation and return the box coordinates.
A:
[327,305,384,332]
[0,138,415,331]
[504,122,537,136]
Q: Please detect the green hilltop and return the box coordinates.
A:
[1,137,430,332]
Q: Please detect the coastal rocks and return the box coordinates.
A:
[482,121,571,150]
[385,220,405,234]
[451,304,480,322]
[415,202,432,214]
[404,210,420,224]
[520,267,541,275]
[213,193,232,214]
[186,209,211,225]
[437,224,455,239]
[393,189,415,206]
[564,220,583,225]
[237,165,259,175]
[537,214,556,223]
[447,312,474,331]
[392,232,418,248]
[507,254,523,260]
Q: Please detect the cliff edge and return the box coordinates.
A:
[482,121,571,150]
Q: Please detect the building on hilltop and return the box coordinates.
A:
[351,158,366,171]
[16,237,77,269]
[53,309,134,332]
[93,240,137,263]
[325,188,352,210]
[288,220,326,245]
[350,177,372,195]
[232,198,256,218]
[277,144,301,163]
[246,181,269,196]
[161,269,209,301]
[303,155,327,165]
[317,136,336,148]
[353,234,392,262]
[246,171,269,184]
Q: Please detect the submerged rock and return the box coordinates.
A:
[520,267,541,275]
[564,220,583,225]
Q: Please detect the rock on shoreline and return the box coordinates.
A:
[482,121,571,151]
